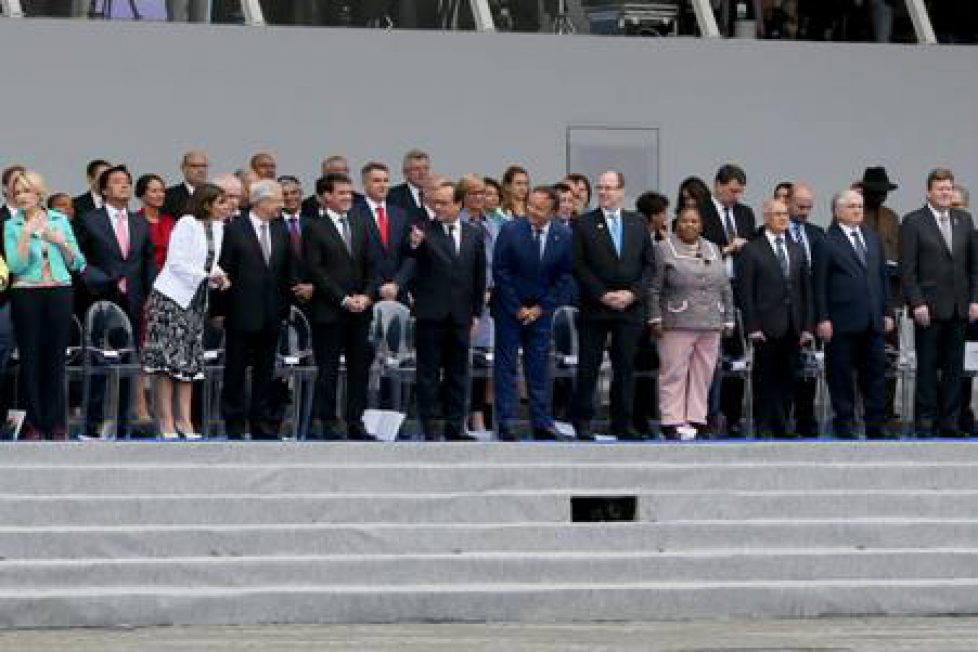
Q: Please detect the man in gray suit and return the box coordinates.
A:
[900,168,978,437]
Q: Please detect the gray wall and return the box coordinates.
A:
[0,18,976,221]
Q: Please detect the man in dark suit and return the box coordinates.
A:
[699,163,756,436]
[570,170,655,441]
[387,149,430,224]
[0,165,25,436]
[406,178,486,441]
[303,173,380,440]
[350,161,415,304]
[300,155,365,218]
[72,159,110,219]
[786,183,826,438]
[815,189,894,439]
[218,179,298,440]
[900,168,978,437]
[491,186,574,441]
[75,165,157,438]
[164,150,209,219]
[738,199,814,438]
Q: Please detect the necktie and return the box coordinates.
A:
[851,229,866,266]
[939,213,952,251]
[533,227,544,260]
[259,222,271,264]
[114,209,129,258]
[114,210,129,294]
[447,223,458,255]
[723,207,737,244]
[607,212,622,257]
[775,236,789,277]
[376,205,389,249]
[287,217,301,255]
[338,216,352,253]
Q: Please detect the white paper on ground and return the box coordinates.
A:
[361,409,406,441]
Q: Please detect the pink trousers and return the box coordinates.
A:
[658,329,721,426]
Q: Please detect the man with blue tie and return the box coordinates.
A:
[491,186,574,441]
[786,183,825,437]
[570,171,655,440]
[814,190,894,439]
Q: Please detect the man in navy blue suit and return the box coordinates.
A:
[491,186,574,441]
[814,189,894,439]
[350,161,415,304]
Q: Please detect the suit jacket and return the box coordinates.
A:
[787,219,826,265]
[163,183,192,220]
[572,208,654,322]
[217,215,297,333]
[899,206,978,321]
[75,206,157,321]
[350,201,415,301]
[491,218,574,320]
[701,200,757,249]
[72,192,98,221]
[301,192,366,219]
[814,223,891,334]
[407,219,487,325]
[302,211,379,324]
[388,183,427,224]
[737,232,813,338]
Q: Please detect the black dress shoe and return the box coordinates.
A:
[497,425,519,442]
[532,426,559,441]
[661,425,679,441]
[348,429,378,442]
[446,432,478,442]
[574,424,595,441]
[616,427,646,441]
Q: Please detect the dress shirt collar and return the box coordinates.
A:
[366,197,385,215]
[928,203,950,221]
[92,191,104,210]
[326,208,347,224]
[248,212,268,237]
[712,195,729,217]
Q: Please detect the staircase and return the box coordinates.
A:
[2,441,978,627]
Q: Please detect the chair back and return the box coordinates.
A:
[203,318,225,364]
[278,306,313,365]
[66,314,84,364]
[372,300,413,360]
[83,301,135,362]
[551,305,580,365]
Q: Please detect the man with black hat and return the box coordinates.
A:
[859,166,902,426]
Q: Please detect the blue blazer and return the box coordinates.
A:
[491,217,574,320]
[814,223,891,334]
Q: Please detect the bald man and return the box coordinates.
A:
[736,199,813,438]
[164,150,208,218]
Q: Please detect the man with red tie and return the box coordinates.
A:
[351,162,415,304]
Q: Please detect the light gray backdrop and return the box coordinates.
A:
[0,18,975,222]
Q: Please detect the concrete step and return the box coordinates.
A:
[4,490,978,526]
[4,579,978,628]
[4,520,978,560]
[4,441,978,466]
[3,462,978,494]
[2,549,978,589]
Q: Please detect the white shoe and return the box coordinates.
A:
[676,425,698,441]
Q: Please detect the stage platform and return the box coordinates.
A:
[2,441,978,628]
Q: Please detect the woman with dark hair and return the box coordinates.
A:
[483,177,507,228]
[649,207,734,440]
[136,173,176,269]
[4,170,85,440]
[676,176,711,213]
[142,184,230,439]
[501,165,530,218]
[133,173,176,422]
[636,191,670,242]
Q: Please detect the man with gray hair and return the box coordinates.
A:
[814,190,893,439]
[218,180,298,440]
[212,173,244,220]
[389,149,431,223]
